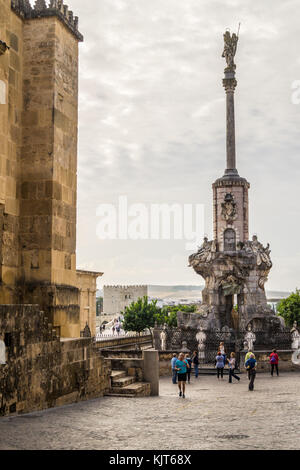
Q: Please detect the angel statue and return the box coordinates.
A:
[222,29,239,71]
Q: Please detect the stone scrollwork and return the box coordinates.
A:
[220,274,242,296]
[244,235,272,289]
[221,193,237,224]
[189,237,217,267]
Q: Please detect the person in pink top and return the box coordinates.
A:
[269,349,279,376]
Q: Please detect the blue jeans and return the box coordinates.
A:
[172,369,177,384]
[194,364,199,378]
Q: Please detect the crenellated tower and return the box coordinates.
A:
[0,0,85,337]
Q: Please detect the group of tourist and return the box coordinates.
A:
[171,346,280,397]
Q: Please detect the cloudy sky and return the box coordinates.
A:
[62,0,300,291]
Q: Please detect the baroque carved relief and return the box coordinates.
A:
[221,193,237,224]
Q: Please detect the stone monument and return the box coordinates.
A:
[186,30,280,332]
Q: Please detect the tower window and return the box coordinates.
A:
[224,228,236,251]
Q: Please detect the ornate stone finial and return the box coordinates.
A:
[58,0,64,14]
[49,0,59,8]
[222,30,239,72]
[81,322,91,338]
[63,4,68,17]
[23,0,32,14]
[34,0,47,10]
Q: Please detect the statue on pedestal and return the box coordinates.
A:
[290,321,300,350]
[196,328,206,360]
[160,327,167,351]
[222,30,239,71]
[244,324,256,351]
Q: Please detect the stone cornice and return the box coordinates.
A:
[212,176,250,189]
[11,0,83,42]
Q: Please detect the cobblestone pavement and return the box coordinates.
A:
[0,372,299,450]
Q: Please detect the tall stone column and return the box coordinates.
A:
[223,72,238,176]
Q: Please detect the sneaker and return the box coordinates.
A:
[182,394,185,399]
[179,391,182,397]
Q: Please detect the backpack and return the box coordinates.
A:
[270,354,277,363]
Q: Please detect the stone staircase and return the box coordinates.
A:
[105,370,151,398]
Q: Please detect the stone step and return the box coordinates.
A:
[110,370,127,380]
[110,382,151,397]
[111,376,136,387]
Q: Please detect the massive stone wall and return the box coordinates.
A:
[0,1,93,337]
[103,285,148,316]
[0,0,23,305]
[0,304,110,416]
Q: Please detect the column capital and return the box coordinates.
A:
[223,77,237,93]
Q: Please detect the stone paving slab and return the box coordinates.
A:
[0,372,299,450]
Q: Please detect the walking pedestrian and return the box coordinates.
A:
[244,349,255,379]
[219,342,226,364]
[269,349,279,377]
[228,352,240,383]
[192,350,199,379]
[185,353,192,384]
[175,352,188,398]
[171,353,178,384]
[245,353,257,391]
[215,351,225,380]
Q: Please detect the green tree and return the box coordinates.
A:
[122,297,160,343]
[277,289,300,327]
[157,304,197,328]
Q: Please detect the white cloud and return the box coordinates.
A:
[55,0,300,291]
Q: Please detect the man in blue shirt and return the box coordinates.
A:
[171,353,178,384]
[245,354,257,391]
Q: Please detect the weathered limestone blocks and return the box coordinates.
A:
[0,304,110,417]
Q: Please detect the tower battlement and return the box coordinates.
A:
[11,0,83,41]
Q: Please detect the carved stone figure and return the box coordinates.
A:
[222,31,239,70]
[291,322,300,350]
[181,341,190,353]
[221,325,231,341]
[244,324,256,351]
[189,237,217,266]
[196,328,206,359]
[0,340,6,365]
[160,328,167,351]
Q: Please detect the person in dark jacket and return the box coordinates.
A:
[269,349,279,376]
[245,354,257,391]
[185,353,192,384]
[192,350,199,379]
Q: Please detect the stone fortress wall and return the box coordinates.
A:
[103,285,148,316]
[0,0,98,339]
[0,0,108,417]
[0,304,110,416]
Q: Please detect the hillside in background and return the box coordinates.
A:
[97,285,291,301]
